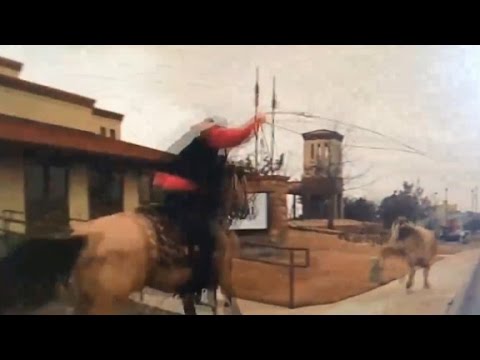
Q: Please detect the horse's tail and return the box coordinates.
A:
[0,235,86,314]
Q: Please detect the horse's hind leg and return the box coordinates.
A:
[86,294,120,315]
[211,287,217,315]
[182,294,197,315]
[423,266,431,289]
[73,292,93,315]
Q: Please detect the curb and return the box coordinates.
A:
[446,256,480,315]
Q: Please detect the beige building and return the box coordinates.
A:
[289,129,344,219]
[0,56,173,236]
[432,202,459,227]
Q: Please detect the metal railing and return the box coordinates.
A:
[0,209,93,257]
[69,217,89,223]
[239,240,310,309]
[0,210,27,257]
[1,209,26,235]
[1,209,90,237]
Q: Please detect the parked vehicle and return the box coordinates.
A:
[440,219,470,243]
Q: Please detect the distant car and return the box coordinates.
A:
[440,227,470,243]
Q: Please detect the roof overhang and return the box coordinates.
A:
[301,129,344,141]
[0,56,23,72]
[0,113,176,167]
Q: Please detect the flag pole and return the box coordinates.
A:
[254,67,260,170]
[270,76,277,174]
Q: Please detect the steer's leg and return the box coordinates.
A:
[406,264,416,293]
[423,266,431,289]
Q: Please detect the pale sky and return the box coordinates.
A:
[1,45,480,210]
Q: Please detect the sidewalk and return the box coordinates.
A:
[130,288,220,315]
[131,249,480,315]
[236,249,480,315]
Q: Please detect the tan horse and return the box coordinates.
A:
[370,216,438,292]
[0,166,248,315]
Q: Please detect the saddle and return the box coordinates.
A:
[136,202,217,296]
[135,206,191,268]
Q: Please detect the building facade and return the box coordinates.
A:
[0,56,173,236]
[288,129,344,220]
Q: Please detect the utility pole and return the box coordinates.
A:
[327,147,335,230]
[444,187,449,226]
[476,186,479,213]
[471,188,475,212]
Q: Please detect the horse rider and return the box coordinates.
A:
[152,113,267,297]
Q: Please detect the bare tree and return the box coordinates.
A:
[234,153,285,176]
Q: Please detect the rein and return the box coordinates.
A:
[223,167,252,223]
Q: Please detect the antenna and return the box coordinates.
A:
[444,187,449,226]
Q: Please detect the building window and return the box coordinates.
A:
[138,172,153,205]
[89,165,124,219]
[25,162,45,201]
[110,129,116,139]
[324,144,330,161]
[310,143,315,159]
[100,127,106,136]
[48,166,68,201]
[24,160,69,235]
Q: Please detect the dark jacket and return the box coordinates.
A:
[164,134,227,216]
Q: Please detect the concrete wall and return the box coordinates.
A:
[69,164,90,223]
[0,151,26,233]
[0,85,121,136]
[124,170,140,212]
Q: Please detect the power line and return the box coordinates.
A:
[264,121,423,156]
[346,145,420,155]
[266,110,430,158]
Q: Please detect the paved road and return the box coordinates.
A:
[456,260,480,315]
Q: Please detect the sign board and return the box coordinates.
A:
[230,193,268,230]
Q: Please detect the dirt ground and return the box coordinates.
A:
[232,229,471,308]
